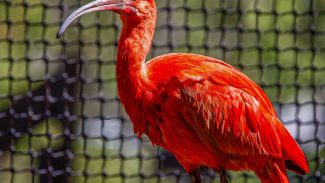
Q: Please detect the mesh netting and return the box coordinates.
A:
[0,0,324,182]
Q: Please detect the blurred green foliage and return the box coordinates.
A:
[0,0,324,182]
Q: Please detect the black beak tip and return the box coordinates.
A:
[56,31,62,39]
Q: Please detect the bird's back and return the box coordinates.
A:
[147,53,276,114]
[145,53,309,176]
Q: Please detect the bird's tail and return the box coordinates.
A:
[255,162,289,183]
[277,122,310,175]
[283,133,310,175]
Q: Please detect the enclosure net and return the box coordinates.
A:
[0,0,324,182]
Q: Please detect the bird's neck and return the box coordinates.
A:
[116,14,156,103]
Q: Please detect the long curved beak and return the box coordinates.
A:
[57,0,138,38]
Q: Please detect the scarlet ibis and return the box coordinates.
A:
[57,0,310,182]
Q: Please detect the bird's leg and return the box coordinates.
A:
[218,169,228,183]
[190,169,202,183]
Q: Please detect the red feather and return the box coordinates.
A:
[144,54,309,178]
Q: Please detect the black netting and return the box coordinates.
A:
[0,0,324,182]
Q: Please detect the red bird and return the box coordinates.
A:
[57,0,310,182]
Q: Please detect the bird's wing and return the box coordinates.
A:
[148,53,285,157]
[176,76,285,158]
[147,53,308,173]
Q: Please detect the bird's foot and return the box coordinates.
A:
[190,169,202,183]
[218,169,228,183]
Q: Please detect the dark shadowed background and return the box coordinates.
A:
[0,0,324,182]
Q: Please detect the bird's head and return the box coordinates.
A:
[57,0,156,38]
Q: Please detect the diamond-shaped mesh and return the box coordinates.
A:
[0,0,324,182]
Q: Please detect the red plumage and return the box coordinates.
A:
[145,54,309,181]
[58,0,310,182]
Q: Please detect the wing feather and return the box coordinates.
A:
[178,77,283,158]
[148,53,308,172]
